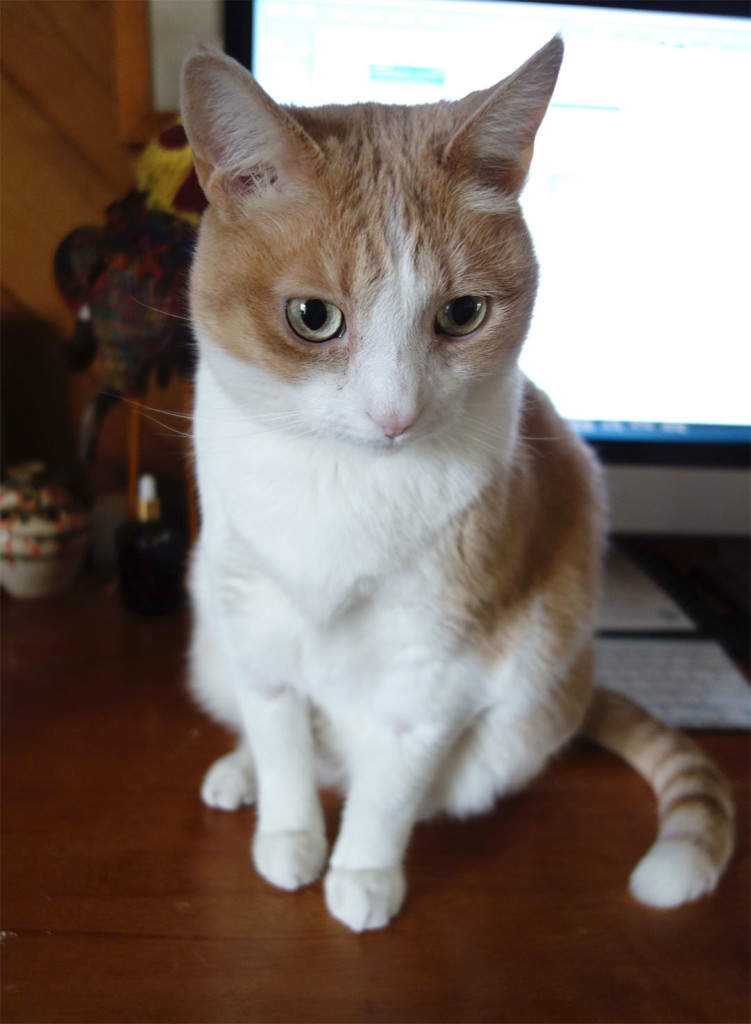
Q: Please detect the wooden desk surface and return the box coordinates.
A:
[2,575,748,1023]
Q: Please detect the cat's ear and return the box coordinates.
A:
[444,35,563,197]
[180,47,321,218]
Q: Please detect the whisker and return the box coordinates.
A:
[128,297,192,323]
[463,237,525,263]
[112,393,314,433]
[116,396,196,422]
[451,229,533,266]
[136,411,194,439]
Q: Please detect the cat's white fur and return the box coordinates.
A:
[190,331,561,929]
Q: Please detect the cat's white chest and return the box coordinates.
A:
[194,353,494,622]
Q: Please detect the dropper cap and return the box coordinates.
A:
[137,474,161,522]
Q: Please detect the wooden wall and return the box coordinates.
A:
[1,0,188,501]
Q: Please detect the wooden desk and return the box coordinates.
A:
[2,573,748,1023]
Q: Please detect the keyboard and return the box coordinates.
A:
[594,636,751,730]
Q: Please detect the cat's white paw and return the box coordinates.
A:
[629,839,719,908]
[324,866,406,932]
[201,750,256,811]
[252,830,328,891]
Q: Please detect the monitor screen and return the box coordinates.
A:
[231,0,750,457]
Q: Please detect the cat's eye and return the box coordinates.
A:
[435,295,488,338]
[285,298,345,343]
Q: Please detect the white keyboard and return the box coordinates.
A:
[594,636,751,730]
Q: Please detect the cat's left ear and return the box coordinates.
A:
[180,46,322,218]
[445,36,564,196]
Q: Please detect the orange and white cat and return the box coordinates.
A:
[180,39,733,931]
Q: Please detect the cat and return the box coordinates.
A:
[179,38,734,932]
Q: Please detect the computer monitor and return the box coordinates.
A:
[224,0,750,535]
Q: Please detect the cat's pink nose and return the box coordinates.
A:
[368,409,419,438]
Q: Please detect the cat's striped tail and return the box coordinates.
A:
[583,688,734,908]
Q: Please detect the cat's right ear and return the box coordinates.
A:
[180,47,321,219]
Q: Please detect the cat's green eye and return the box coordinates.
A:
[435,295,488,338]
[285,298,345,343]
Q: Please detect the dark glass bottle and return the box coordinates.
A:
[117,474,186,616]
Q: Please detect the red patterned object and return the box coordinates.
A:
[51,119,204,475]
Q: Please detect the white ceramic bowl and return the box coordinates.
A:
[0,467,90,598]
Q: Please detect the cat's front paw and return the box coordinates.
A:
[324,866,406,932]
[200,749,256,811]
[252,829,328,891]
